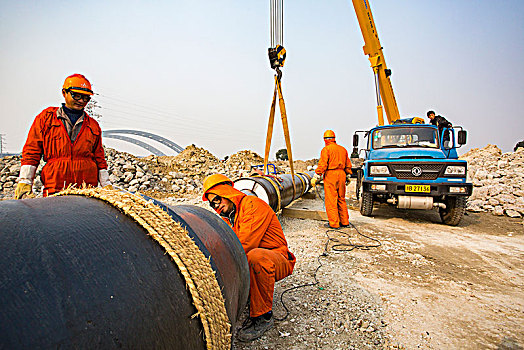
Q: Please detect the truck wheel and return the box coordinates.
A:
[360,189,374,216]
[439,196,466,226]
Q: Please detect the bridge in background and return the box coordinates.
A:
[102,130,184,156]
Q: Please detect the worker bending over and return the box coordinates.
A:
[202,174,296,342]
[15,74,111,198]
[312,130,352,229]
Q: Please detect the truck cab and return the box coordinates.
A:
[353,123,472,225]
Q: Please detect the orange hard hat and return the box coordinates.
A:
[63,74,93,95]
[323,130,335,139]
[202,174,234,201]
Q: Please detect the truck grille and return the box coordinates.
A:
[390,163,444,180]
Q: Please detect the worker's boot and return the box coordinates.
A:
[237,312,274,342]
[323,223,340,229]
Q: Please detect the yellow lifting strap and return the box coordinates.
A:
[263,74,296,196]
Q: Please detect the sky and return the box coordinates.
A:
[1,0,523,160]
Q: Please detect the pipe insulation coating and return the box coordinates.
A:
[0,189,249,349]
[234,171,316,212]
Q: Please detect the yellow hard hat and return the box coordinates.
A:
[202,174,233,201]
[323,130,335,139]
[63,74,93,95]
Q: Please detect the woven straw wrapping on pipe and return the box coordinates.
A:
[53,187,231,350]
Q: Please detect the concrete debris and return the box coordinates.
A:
[3,142,521,220]
[460,144,524,218]
[0,144,312,199]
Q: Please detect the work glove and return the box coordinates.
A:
[98,169,112,188]
[346,174,351,185]
[14,182,33,199]
[311,174,322,187]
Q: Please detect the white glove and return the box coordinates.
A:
[98,169,112,187]
[18,165,37,185]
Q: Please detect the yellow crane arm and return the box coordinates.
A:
[352,0,400,125]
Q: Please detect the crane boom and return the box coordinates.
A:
[352,0,400,125]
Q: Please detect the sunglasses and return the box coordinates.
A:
[67,90,91,102]
[208,195,223,209]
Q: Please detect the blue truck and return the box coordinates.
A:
[352,123,472,225]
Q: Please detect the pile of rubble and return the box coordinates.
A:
[461,144,524,218]
[0,155,45,199]
[141,146,269,195]
[0,156,22,198]
[104,148,165,193]
[225,150,264,173]
[0,145,287,199]
[6,143,520,219]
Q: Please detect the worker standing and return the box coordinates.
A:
[312,130,352,229]
[427,110,453,147]
[202,174,296,342]
[14,74,111,199]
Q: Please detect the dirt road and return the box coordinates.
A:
[232,195,524,349]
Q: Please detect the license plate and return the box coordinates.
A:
[405,184,430,193]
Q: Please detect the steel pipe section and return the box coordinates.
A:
[234,171,315,212]
[0,196,249,349]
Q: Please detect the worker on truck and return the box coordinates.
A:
[202,174,296,342]
[427,110,453,147]
[312,130,352,229]
[14,74,111,199]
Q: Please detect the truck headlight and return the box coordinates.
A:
[444,166,466,175]
[370,165,390,175]
[450,186,467,193]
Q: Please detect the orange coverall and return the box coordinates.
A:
[205,184,296,317]
[315,139,352,228]
[21,107,108,196]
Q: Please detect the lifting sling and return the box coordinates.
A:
[263,0,296,197]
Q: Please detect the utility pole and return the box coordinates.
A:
[0,133,5,157]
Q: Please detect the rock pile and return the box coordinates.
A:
[140,146,268,195]
[0,145,276,199]
[0,156,44,199]
[3,143,523,220]
[461,144,524,218]
[0,156,22,198]
[104,147,165,193]
[225,150,264,173]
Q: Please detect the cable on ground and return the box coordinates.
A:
[273,193,381,321]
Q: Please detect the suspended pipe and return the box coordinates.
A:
[0,194,249,349]
[234,171,316,212]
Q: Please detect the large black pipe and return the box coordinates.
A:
[234,171,315,212]
[0,196,249,349]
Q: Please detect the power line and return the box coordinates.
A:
[95,93,261,138]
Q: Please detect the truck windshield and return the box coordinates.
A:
[372,127,438,149]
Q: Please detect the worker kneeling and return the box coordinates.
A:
[202,174,296,342]
[312,130,352,229]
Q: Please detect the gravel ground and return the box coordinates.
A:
[227,186,523,350]
[163,185,523,349]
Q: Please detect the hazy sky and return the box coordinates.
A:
[1,0,523,159]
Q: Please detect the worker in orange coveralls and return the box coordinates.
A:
[311,130,352,229]
[14,74,111,199]
[202,174,296,342]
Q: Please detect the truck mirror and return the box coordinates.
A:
[353,134,359,147]
[458,130,467,145]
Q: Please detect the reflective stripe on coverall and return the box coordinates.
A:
[315,139,352,228]
[205,184,296,317]
[21,107,108,196]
